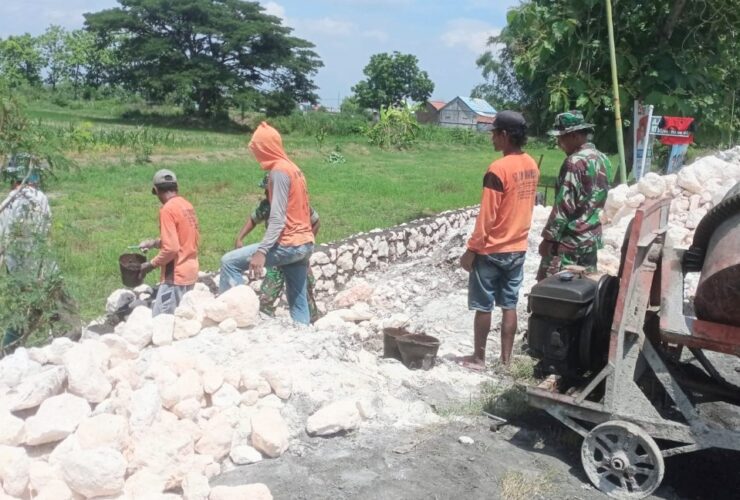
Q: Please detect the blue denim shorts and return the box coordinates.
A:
[468,251,526,311]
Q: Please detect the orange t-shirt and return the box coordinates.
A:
[150,196,200,285]
[467,153,540,254]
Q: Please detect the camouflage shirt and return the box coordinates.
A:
[251,199,319,228]
[541,143,611,252]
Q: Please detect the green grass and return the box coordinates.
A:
[19,100,615,320]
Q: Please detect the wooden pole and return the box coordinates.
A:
[605,0,627,183]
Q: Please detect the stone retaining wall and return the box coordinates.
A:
[309,206,478,295]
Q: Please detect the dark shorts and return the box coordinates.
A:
[468,251,526,311]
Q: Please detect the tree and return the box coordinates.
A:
[63,30,98,98]
[38,25,68,90]
[0,34,43,87]
[352,52,434,110]
[84,0,322,117]
[476,0,740,147]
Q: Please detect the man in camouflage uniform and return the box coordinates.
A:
[537,111,612,281]
[234,175,321,322]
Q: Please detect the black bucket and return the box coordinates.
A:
[119,253,146,288]
[383,327,411,361]
[396,333,441,370]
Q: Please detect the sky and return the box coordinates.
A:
[0,0,521,107]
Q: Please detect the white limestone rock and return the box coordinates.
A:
[76,414,129,452]
[60,447,126,498]
[123,468,166,498]
[202,369,224,395]
[336,252,353,271]
[129,383,162,435]
[211,383,241,408]
[152,313,176,346]
[129,422,194,489]
[241,390,259,406]
[174,316,202,340]
[250,408,289,458]
[218,318,237,334]
[230,444,262,466]
[24,393,91,445]
[118,305,154,349]
[64,343,112,404]
[182,472,211,500]
[306,399,362,436]
[216,285,260,328]
[100,334,139,365]
[6,365,66,411]
[195,413,233,461]
[0,348,39,389]
[310,251,330,265]
[106,289,135,315]
[35,478,74,500]
[44,337,75,365]
[173,398,202,422]
[261,369,292,400]
[0,411,24,446]
[0,445,30,497]
[637,172,666,198]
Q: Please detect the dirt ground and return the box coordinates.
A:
[214,407,740,500]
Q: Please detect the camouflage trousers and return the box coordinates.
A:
[536,247,598,282]
[259,266,319,323]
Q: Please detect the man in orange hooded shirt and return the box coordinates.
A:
[219,122,314,324]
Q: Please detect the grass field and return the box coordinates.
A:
[20,100,606,319]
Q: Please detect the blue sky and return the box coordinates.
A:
[0,0,521,107]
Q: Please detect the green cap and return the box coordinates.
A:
[548,110,595,136]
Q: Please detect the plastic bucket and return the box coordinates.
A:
[119,253,146,288]
[396,333,441,370]
[383,327,411,361]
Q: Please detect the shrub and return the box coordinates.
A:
[365,106,419,149]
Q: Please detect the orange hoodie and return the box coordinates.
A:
[249,122,314,249]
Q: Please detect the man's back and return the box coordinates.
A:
[157,195,199,285]
[468,153,540,254]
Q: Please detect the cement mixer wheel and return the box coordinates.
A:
[581,420,664,499]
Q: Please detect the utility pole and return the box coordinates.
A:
[605,0,627,183]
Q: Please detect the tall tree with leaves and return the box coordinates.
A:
[84,0,322,117]
[38,25,69,90]
[0,34,43,87]
[352,52,434,110]
[476,0,740,147]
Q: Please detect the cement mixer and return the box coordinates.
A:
[523,186,740,499]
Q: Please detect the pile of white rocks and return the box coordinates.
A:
[598,147,740,276]
[0,273,488,499]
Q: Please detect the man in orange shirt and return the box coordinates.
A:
[219,122,314,324]
[138,169,200,316]
[458,111,540,369]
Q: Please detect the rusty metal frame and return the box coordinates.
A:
[525,198,740,463]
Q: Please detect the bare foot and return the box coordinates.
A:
[455,355,486,372]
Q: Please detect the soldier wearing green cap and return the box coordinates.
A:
[233,174,321,322]
[537,111,612,280]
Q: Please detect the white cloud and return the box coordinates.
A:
[441,19,500,55]
[297,17,355,37]
[261,1,285,20]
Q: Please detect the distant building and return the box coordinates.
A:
[438,97,497,131]
[416,100,446,124]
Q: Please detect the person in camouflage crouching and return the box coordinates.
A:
[233,175,321,322]
[537,111,612,281]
